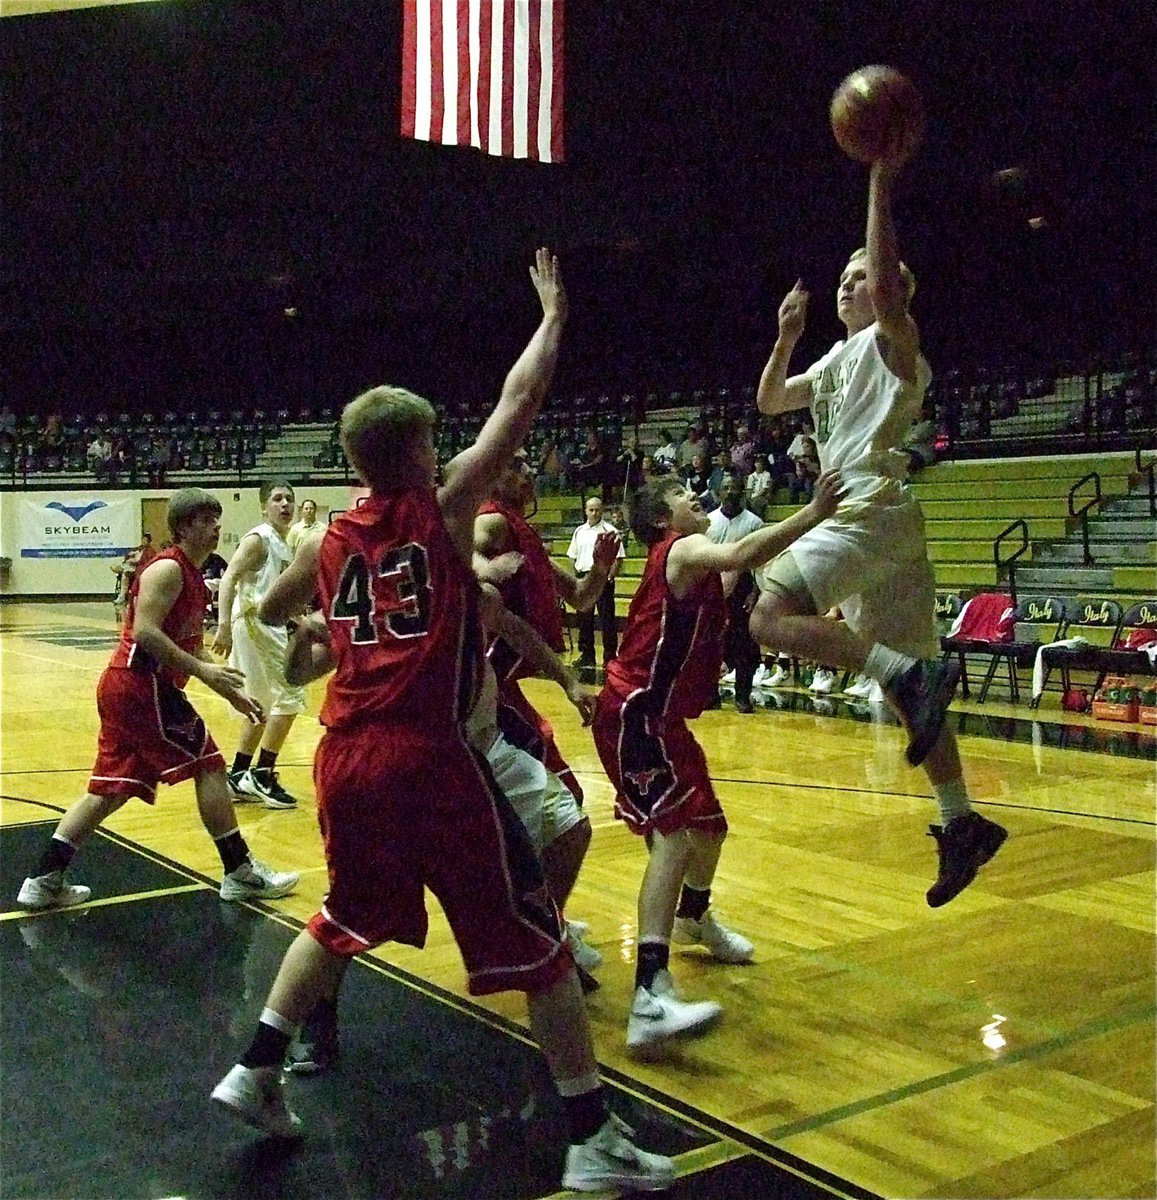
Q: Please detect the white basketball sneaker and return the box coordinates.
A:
[672,910,754,963]
[562,1112,675,1193]
[809,668,837,694]
[566,919,603,972]
[17,872,91,911]
[843,673,873,698]
[764,663,791,688]
[211,1064,302,1139]
[219,858,299,902]
[626,969,721,1050]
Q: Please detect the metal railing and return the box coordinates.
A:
[994,518,1030,607]
[1067,471,1102,565]
[1136,446,1156,518]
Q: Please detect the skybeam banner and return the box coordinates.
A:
[19,496,136,558]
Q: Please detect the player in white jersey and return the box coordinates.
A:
[749,129,1006,908]
[212,480,307,809]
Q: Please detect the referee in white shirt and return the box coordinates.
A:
[566,496,625,669]
[707,472,765,712]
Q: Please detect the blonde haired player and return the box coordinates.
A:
[750,127,1006,907]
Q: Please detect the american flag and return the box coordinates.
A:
[401,0,564,163]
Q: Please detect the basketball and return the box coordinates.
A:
[830,66,924,163]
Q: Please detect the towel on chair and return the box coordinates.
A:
[1032,637,1089,701]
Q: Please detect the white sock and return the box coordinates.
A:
[934,777,972,825]
[863,643,917,685]
[556,1070,602,1097]
[259,1007,297,1037]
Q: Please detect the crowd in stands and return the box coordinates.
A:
[1,357,1152,490]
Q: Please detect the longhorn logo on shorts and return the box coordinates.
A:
[625,766,665,796]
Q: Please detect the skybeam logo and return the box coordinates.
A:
[45,500,107,523]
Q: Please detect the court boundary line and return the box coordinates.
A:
[0,814,880,1200]
[5,789,1151,1197]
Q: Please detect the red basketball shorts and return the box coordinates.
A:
[88,667,224,802]
[592,689,726,838]
[307,723,571,997]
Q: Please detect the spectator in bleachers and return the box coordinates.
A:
[683,451,711,502]
[728,422,756,476]
[901,400,938,475]
[706,450,731,506]
[757,413,792,489]
[147,432,172,486]
[535,436,566,495]
[614,437,646,499]
[0,404,16,445]
[652,428,677,473]
[87,431,113,481]
[745,454,774,517]
[677,424,705,469]
[201,550,229,630]
[788,433,820,501]
[786,414,816,464]
[286,499,319,556]
[44,413,65,451]
[570,429,605,497]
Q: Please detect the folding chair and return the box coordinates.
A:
[1036,599,1157,703]
[971,594,1068,704]
[1030,598,1122,708]
[941,592,1014,700]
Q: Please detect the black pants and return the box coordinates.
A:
[723,573,761,702]
[577,573,617,664]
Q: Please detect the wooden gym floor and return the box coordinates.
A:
[1,601,1154,1199]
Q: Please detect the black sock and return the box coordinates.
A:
[303,995,339,1040]
[241,1020,293,1069]
[215,830,249,875]
[36,837,76,877]
[256,748,278,773]
[563,1085,608,1144]
[676,884,710,921]
[231,752,253,775]
[635,941,669,992]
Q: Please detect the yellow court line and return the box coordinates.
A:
[0,645,105,674]
[0,882,208,922]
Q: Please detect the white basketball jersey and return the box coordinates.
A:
[231,522,292,620]
[805,322,930,510]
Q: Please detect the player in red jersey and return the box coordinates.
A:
[211,251,673,1195]
[593,471,840,1051]
[475,450,613,805]
[475,452,619,974]
[16,488,299,911]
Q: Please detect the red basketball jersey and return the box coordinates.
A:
[108,546,208,688]
[317,488,483,732]
[603,532,724,719]
[478,499,564,680]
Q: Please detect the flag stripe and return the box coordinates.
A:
[401,0,563,162]
[456,0,471,146]
[549,0,563,161]
[476,0,493,153]
[401,0,418,138]
[429,0,445,146]
[500,0,515,158]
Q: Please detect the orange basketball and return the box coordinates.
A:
[830,65,924,164]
